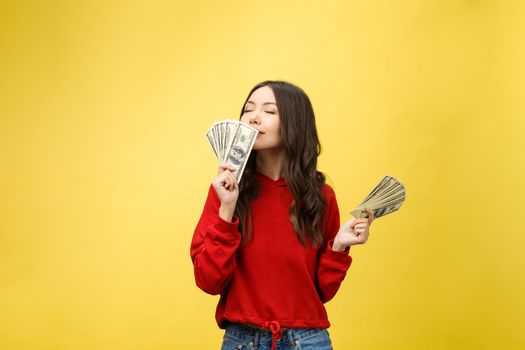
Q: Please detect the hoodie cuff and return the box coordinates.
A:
[212,215,240,236]
[326,238,352,259]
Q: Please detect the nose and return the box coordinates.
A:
[248,110,260,125]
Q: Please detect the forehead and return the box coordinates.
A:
[246,86,276,104]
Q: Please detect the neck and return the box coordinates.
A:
[255,148,285,180]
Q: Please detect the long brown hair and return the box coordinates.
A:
[235,81,327,248]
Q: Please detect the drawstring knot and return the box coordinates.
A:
[262,320,282,350]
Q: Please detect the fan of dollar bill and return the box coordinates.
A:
[205,120,259,182]
[351,175,406,219]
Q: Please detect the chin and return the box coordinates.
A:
[252,140,272,150]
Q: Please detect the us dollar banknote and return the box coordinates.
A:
[224,123,258,182]
[205,120,259,182]
[351,175,406,219]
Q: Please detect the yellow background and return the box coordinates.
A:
[1,0,524,349]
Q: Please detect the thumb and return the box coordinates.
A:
[341,218,356,231]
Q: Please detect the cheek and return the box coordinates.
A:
[269,119,281,133]
[268,121,282,144]
[274,123,282,140]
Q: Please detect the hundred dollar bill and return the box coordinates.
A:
[351,200,404,219]
[360,176,397,204]
[223,122,258,182]
[222,120,241,163]
[205,127,218,159]
[351,175,406,220]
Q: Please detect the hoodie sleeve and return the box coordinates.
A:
[190,185,241,295]
[316,185,353,303]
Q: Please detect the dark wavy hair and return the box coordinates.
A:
[235,80,327,248]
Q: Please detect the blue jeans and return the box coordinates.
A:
[221,322,333,350]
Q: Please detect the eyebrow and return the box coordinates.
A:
[245,101,277,106]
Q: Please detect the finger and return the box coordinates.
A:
[227,172,237,189]
[226,173,237,192]
[223,176,231,190]
[355,228,365,235]
[356,228,367,239]
[217,164,228,175]
[213,171,227,187]
[358,225,369,232]
[355,236,366,244]
[225,171,235,186]
[365,208,375,224]
[219,163,236,173]
[352,219,367,228]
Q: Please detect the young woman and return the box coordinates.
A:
[191,81,374,350]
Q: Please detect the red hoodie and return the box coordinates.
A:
[190,172,352,334]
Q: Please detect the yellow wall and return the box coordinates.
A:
[1,1,524,349]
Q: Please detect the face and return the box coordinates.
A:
[240,86,282,151]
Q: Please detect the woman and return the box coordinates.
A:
[191,80,373,350]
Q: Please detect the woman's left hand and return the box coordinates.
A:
[332,208,375,252]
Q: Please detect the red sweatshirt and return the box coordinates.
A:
[190,172,352,331]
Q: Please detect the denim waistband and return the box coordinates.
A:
[224,322,328,348]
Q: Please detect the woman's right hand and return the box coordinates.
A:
[212,163,239,221]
